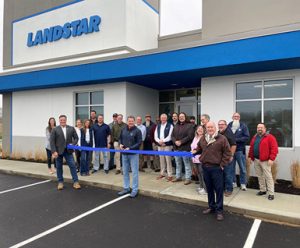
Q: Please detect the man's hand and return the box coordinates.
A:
[175,140,181,146]
[268,159,274,166]
[52,152,58,159]
[191,149,197,154]
[120,144,125,150]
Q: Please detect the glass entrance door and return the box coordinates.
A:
[176,102,197,119]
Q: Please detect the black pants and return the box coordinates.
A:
[46,148,56,169]
[203,166,224,213]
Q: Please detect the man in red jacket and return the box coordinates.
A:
[248,123,278,200]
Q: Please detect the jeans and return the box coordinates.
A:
[232,150,247,185]
[80,150,91,174]
[45,148,56,169]
[196,163,206,190]
[122,154,139,193]
[109,151,115,169]
[94,150,109,171]
[56,150,78,183]
[175,156,192,180]
[224,160,234,192]
[203,166,224,213]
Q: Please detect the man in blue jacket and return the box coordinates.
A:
[118,116,142,198]
[228,112,250,191]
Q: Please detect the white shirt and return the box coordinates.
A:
[75,127,81,146]
[85,128,90,143]
[61,126,67,141]
[154,122,173,144]
[136,124,146,141]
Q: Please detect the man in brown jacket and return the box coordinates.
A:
[194,121,232,221]
[171,112,194,185]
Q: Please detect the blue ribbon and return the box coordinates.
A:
[67,145,193,157]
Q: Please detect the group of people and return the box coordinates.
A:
[45,110,279,220]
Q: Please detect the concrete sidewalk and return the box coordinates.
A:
[0,159,299,225]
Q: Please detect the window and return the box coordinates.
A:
[159,88,201,123]
[236,79,293,147]
[75,91,104,121]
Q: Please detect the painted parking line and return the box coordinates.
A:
[0,180,51,195]
[9,194,130,248]
[243,219,262,248]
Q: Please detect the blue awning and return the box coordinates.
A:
[1,30,300,92]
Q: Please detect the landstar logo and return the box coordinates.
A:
[27,15,101,47]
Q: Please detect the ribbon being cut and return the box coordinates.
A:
[67,145,193,157]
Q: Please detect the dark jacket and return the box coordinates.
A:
[197,134,232,167]
[228,121,249,152]
[50,125,78,155]
[171,122,194,151]
[143,121,155,145]
[112,122,127,142]
[81,128,93,147]
[248,133,278,161]
[120,126,142,151]
[219,127,236,147]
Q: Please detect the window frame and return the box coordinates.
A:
[74,90,104,124]
[234,77,294,150]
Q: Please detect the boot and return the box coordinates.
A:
[150,161,155,170]
[142,161,148,169]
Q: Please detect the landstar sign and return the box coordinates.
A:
[27,15,101,47]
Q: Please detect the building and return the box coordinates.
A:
[0,0,299,180]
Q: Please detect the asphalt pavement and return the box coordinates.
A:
[0,173,299,248]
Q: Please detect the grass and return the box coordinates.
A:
[291,160,300,189]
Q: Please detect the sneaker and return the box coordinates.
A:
[118,189,130,196]
[184,180,192,185]
[57,183,64,190]
[216,213,224,221]
[241,184,247,191]
[115,170,121,175]
[154,168,160,172]
[73,182,81,190]
[224,191,232,197]
[166,176,173,182]
[156,175,165,180]
[202,208,215,214]
[104,170,109,174]
[172,178,182,183]
[268,195,275,200]
[232,182,237,188]
[256,191,267,196]
[198,188,207,195]
[91,169,98,174]
[130,191,139,198]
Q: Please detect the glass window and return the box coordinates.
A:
[236,81,262,100]
[236,79,293,147]
[159,103,174,116]
[91,91,104,105]
[236,101,262,142]
[76,92,89,105]
[91,106,104,116]
[197,89,201,101]
[75,91,104,123]
[176,89,196,101]
[264,79,293,99]
[76,107,89,121]
[264,100,293,147]
[159,91,175,102]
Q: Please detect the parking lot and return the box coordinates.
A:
[0,173,299,248]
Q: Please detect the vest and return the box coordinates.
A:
[157,123,173,146]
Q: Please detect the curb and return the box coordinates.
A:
[1,168,299,226]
